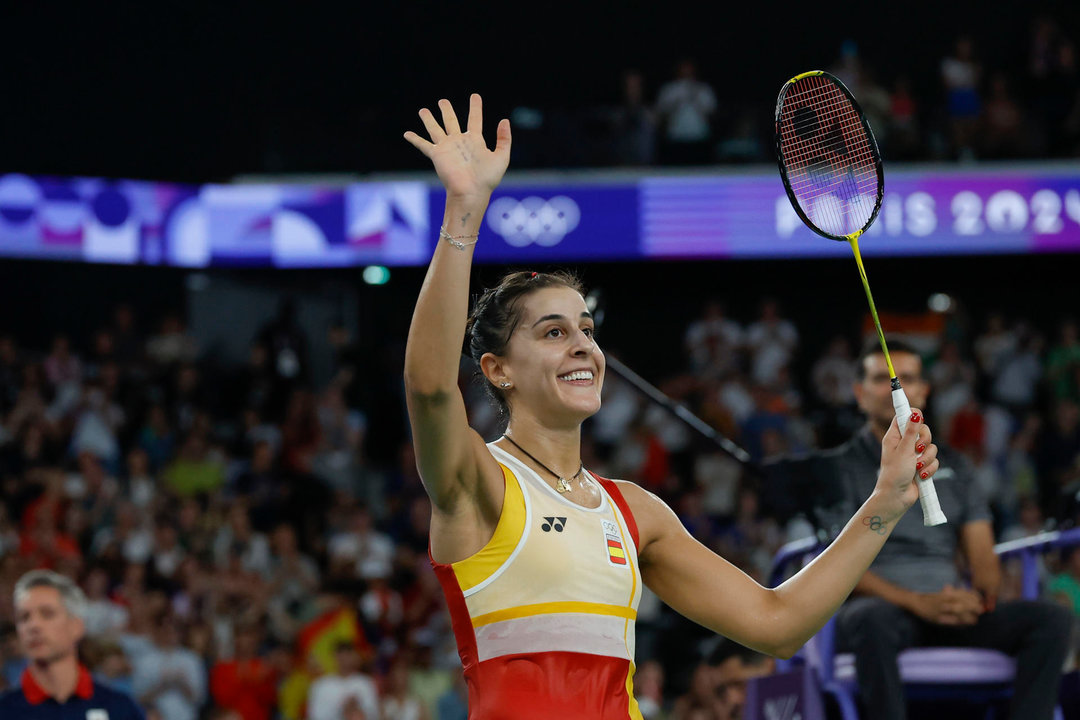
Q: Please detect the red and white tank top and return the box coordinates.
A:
[430,443,644,720]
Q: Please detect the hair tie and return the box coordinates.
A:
[530,272,538,279]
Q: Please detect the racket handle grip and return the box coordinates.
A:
[892,387,947,527]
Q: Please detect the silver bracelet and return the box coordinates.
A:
[440,226,479,250]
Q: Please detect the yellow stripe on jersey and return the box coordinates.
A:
[471,601,638,628]
[626,662,644,720]
[452,464,527,593]
[608,547,626,559]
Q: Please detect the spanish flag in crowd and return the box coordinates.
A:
[278,604,372,719]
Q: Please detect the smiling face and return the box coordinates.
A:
[482,286,605,429]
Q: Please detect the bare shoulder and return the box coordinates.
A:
[606,479,682,556]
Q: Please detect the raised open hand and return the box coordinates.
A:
[403,94,511,202]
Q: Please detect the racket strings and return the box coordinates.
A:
[778,75,879,236]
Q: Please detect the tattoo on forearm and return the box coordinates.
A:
[461,212,471,227]
[862,516,888,535]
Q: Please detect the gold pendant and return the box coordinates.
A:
[556,477,571,493]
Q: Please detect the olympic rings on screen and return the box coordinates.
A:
[486,196,581,247]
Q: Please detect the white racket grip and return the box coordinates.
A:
[893,386,947,526]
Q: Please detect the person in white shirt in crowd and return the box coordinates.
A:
[993,328,1045,415]
[267,523,320,615]
[81,567,129,636]
[150,519,187,581]
[132,613,206,720]
[974,313,1018,380]
[655,59,718,164]
[328,506,395,581]
[380,657,428,720]
[746,300,799,386]
[213,504,272,578]
[684,300,744,379]
[91,500,153,565]
[307,641,379,720]
[812,336,857,408]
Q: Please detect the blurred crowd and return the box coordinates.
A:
[510,18,1080,170]
[1,289,1080,720]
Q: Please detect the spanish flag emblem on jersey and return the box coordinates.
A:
[601,518,629,568]
[607,537,627,565]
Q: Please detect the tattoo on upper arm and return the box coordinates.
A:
[862,516,888,535]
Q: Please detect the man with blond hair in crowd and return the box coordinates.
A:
[0,569,144,718]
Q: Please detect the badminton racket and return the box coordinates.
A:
[774,70,946,526]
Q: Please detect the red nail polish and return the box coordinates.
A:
[916,461,924,470]
[916,444,925,453]
[920,472,929,479]
[910,411,922,423]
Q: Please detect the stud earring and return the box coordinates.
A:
[499,381,512,389]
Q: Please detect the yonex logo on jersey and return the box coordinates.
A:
[541,516,566,532]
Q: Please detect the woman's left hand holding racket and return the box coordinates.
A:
[874,409,938,526]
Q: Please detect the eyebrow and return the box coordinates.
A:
[531,311,593,328]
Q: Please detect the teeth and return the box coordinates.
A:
[558,371,593,381]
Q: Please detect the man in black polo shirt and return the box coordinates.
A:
[768,339,1072,720]
[0,569,144,719]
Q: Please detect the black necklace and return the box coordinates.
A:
[501,435,583,493]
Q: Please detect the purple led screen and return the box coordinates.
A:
[641,167,1080,259]
[0,174,429,268]
[2,168,1080,267]
[429,185,640,263]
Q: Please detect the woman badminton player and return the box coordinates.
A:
[402,94,938,719]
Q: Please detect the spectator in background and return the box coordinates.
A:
[266,524,319,623]
[380,657,427,720]
[656,59,717,165]
[928,340,977,438]
[941,36,982,159]
[164,433,225,497]
[138,405,176,472]
[257,299,310,421]
[685,300,743,380]
[110,304,141,366]
[888,76,920,159]
[992,328,1044,416]
[0,570,144,718]
[210,623,278,720]
[612,69,657,166]
[307,641,379,720]
[213,505,271,578]
[1037,400,1080,520]
[43,334,81,389]
[145,314,198,368]
[982,74,1024,158]
[1047,320,1080,403]
[132,613,206,720]
[710,642,775,720]
[81,566,128,636]
[328,506,394,581]
[746,300,798,387]
[974,313,1017,383]
[93,641,136,697]
[633,659,665,719]
[776,339,1072,720]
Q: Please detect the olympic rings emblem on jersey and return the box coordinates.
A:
[862,515,887,535]
[486,196,581,247]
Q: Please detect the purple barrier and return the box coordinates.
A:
[743,667,826,720]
